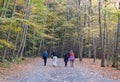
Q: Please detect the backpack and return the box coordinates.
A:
[43,51,48,57]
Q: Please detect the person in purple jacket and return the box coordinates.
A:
[69,50,75,67]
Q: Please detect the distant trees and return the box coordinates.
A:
[0,0,120,69]
[0,0,48,61]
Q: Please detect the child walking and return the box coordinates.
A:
[63,52,69,67]
[69,50,75,67]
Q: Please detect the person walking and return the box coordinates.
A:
[69,50,75,67]
[42,50,48,66]
[63,52,69,67]
[52,49,58,67]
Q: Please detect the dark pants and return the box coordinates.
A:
[43,57,47,66]
[65,62,68,66]
[64,59,68,67]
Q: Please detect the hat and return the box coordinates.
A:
[70,50,73,52]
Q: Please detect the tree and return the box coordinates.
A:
[98,0,105,67]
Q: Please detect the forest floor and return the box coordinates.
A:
[0,58,120,82]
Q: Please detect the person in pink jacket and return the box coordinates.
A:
[69,50,75,67]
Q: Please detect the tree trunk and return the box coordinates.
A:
[12,0,17,58]
[37,40,43,56]
[20,25,29,57]
[61,27,66,57]
[3,0,10,18]
[2,0,17,61]
[61,0,70,56]
[1,0,12,61]
[17,0,31,58]
[20,1,31,58]
[11,0,17,17]
[88,0,92,58]
[1,0,7,17]
[98,0,105,67]
[112,25,118,67]
[83,1,86,27]
[93,38,97,63]
[77,0,82,61]
[102,0,107,67]
[116,2,120,68]
[2,30,11,61]
[12,31,20,56]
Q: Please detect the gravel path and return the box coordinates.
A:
[0,58,119,82]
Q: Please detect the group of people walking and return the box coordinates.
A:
[42,49,75,67]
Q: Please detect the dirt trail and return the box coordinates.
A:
[0,58,120,82]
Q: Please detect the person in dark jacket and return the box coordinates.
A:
[63,52,69,67]
[42,50,48,66]
[52,49,58,67]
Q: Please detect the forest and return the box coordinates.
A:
[0,0,120,69]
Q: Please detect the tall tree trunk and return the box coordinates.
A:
[12,32,20,56]
[112,2,120,68]
[91,2,97,63]
[2,0,11,61]
[1,0,7,17]
[93,38,97,63]
[17,0,31,58]
[112,25,117,67]
[61,26,66,56]
[106,7,110,67]
[61,0,70,56]
[102,0,107,67]
[2,30,11,61]
[88,0,92,58]
[37,40,43,56]
[17,26,25,57]
[11,0,17,17]
[52,22,55,49]
[12,0,17,57]
[98,0,105,67]
[20,1,31,58]
[20,25,28,57]
[77,0,82,61]
[92,21,97,63]
[83,1,86,27]
[3,0,17,61]
[3,0,10,18]
[116,2,120,68]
